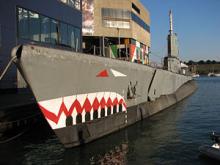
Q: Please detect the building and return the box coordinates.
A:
[82,0,151,64]
[0,0,82,89]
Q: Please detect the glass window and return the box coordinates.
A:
[67,25,75,49]
[132,3,140,14]
[29,11,40,41]
[60,22,68,45]
[75,28,81,52]
[18,8,29,39]
[102,8,131,20]
[41,16,51,43]
[51,19,59,44]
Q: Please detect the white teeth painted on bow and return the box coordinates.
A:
[64,95,76,110]
[87,93,97,105]
[90,109,94,121]
[39,97,62,116]
[38,91,127,130]
[109,92,117,101]
[48,113,67,130]
[96,92,105,102]
[72,108,78,125]
[104,92,111,100]
[81,110,86,123]
[76,94,87,106]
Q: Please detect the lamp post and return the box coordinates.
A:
[102,36,105,57]
[117,28,121,58]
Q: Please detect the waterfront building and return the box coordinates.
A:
[82,0,151,64]
[0,0,82,89]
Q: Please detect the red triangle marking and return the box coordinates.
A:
[96,70,109,77]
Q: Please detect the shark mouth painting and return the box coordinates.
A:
[38,92,127,129]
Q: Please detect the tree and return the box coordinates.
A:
[198,60,205,64]
[212,60,217,64]
[206,60,211,64]
[187,60,196,65]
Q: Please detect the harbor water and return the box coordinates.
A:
[1,77,220,165]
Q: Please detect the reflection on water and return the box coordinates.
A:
[1,77,220,165]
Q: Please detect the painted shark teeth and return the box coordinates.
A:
[38,92,127,129]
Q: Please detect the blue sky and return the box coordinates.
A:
[140,0,220,62]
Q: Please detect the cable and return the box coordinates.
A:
[0,56,16,81]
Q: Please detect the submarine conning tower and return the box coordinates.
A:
[164,10,181,73]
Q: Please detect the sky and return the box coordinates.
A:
[140,0,220,62]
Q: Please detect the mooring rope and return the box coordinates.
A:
[0,56,16,81]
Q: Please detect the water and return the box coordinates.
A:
[1,77,220,165]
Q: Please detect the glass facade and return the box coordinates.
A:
[75,28,81,52]
[29,11,40,41]
[60,22,68,45]
[17,7,81,51]
[67,25,75,49]
[18,8,29,39]
[50,19,59,44]
[60,0,81,10]
[41,16,51,43]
